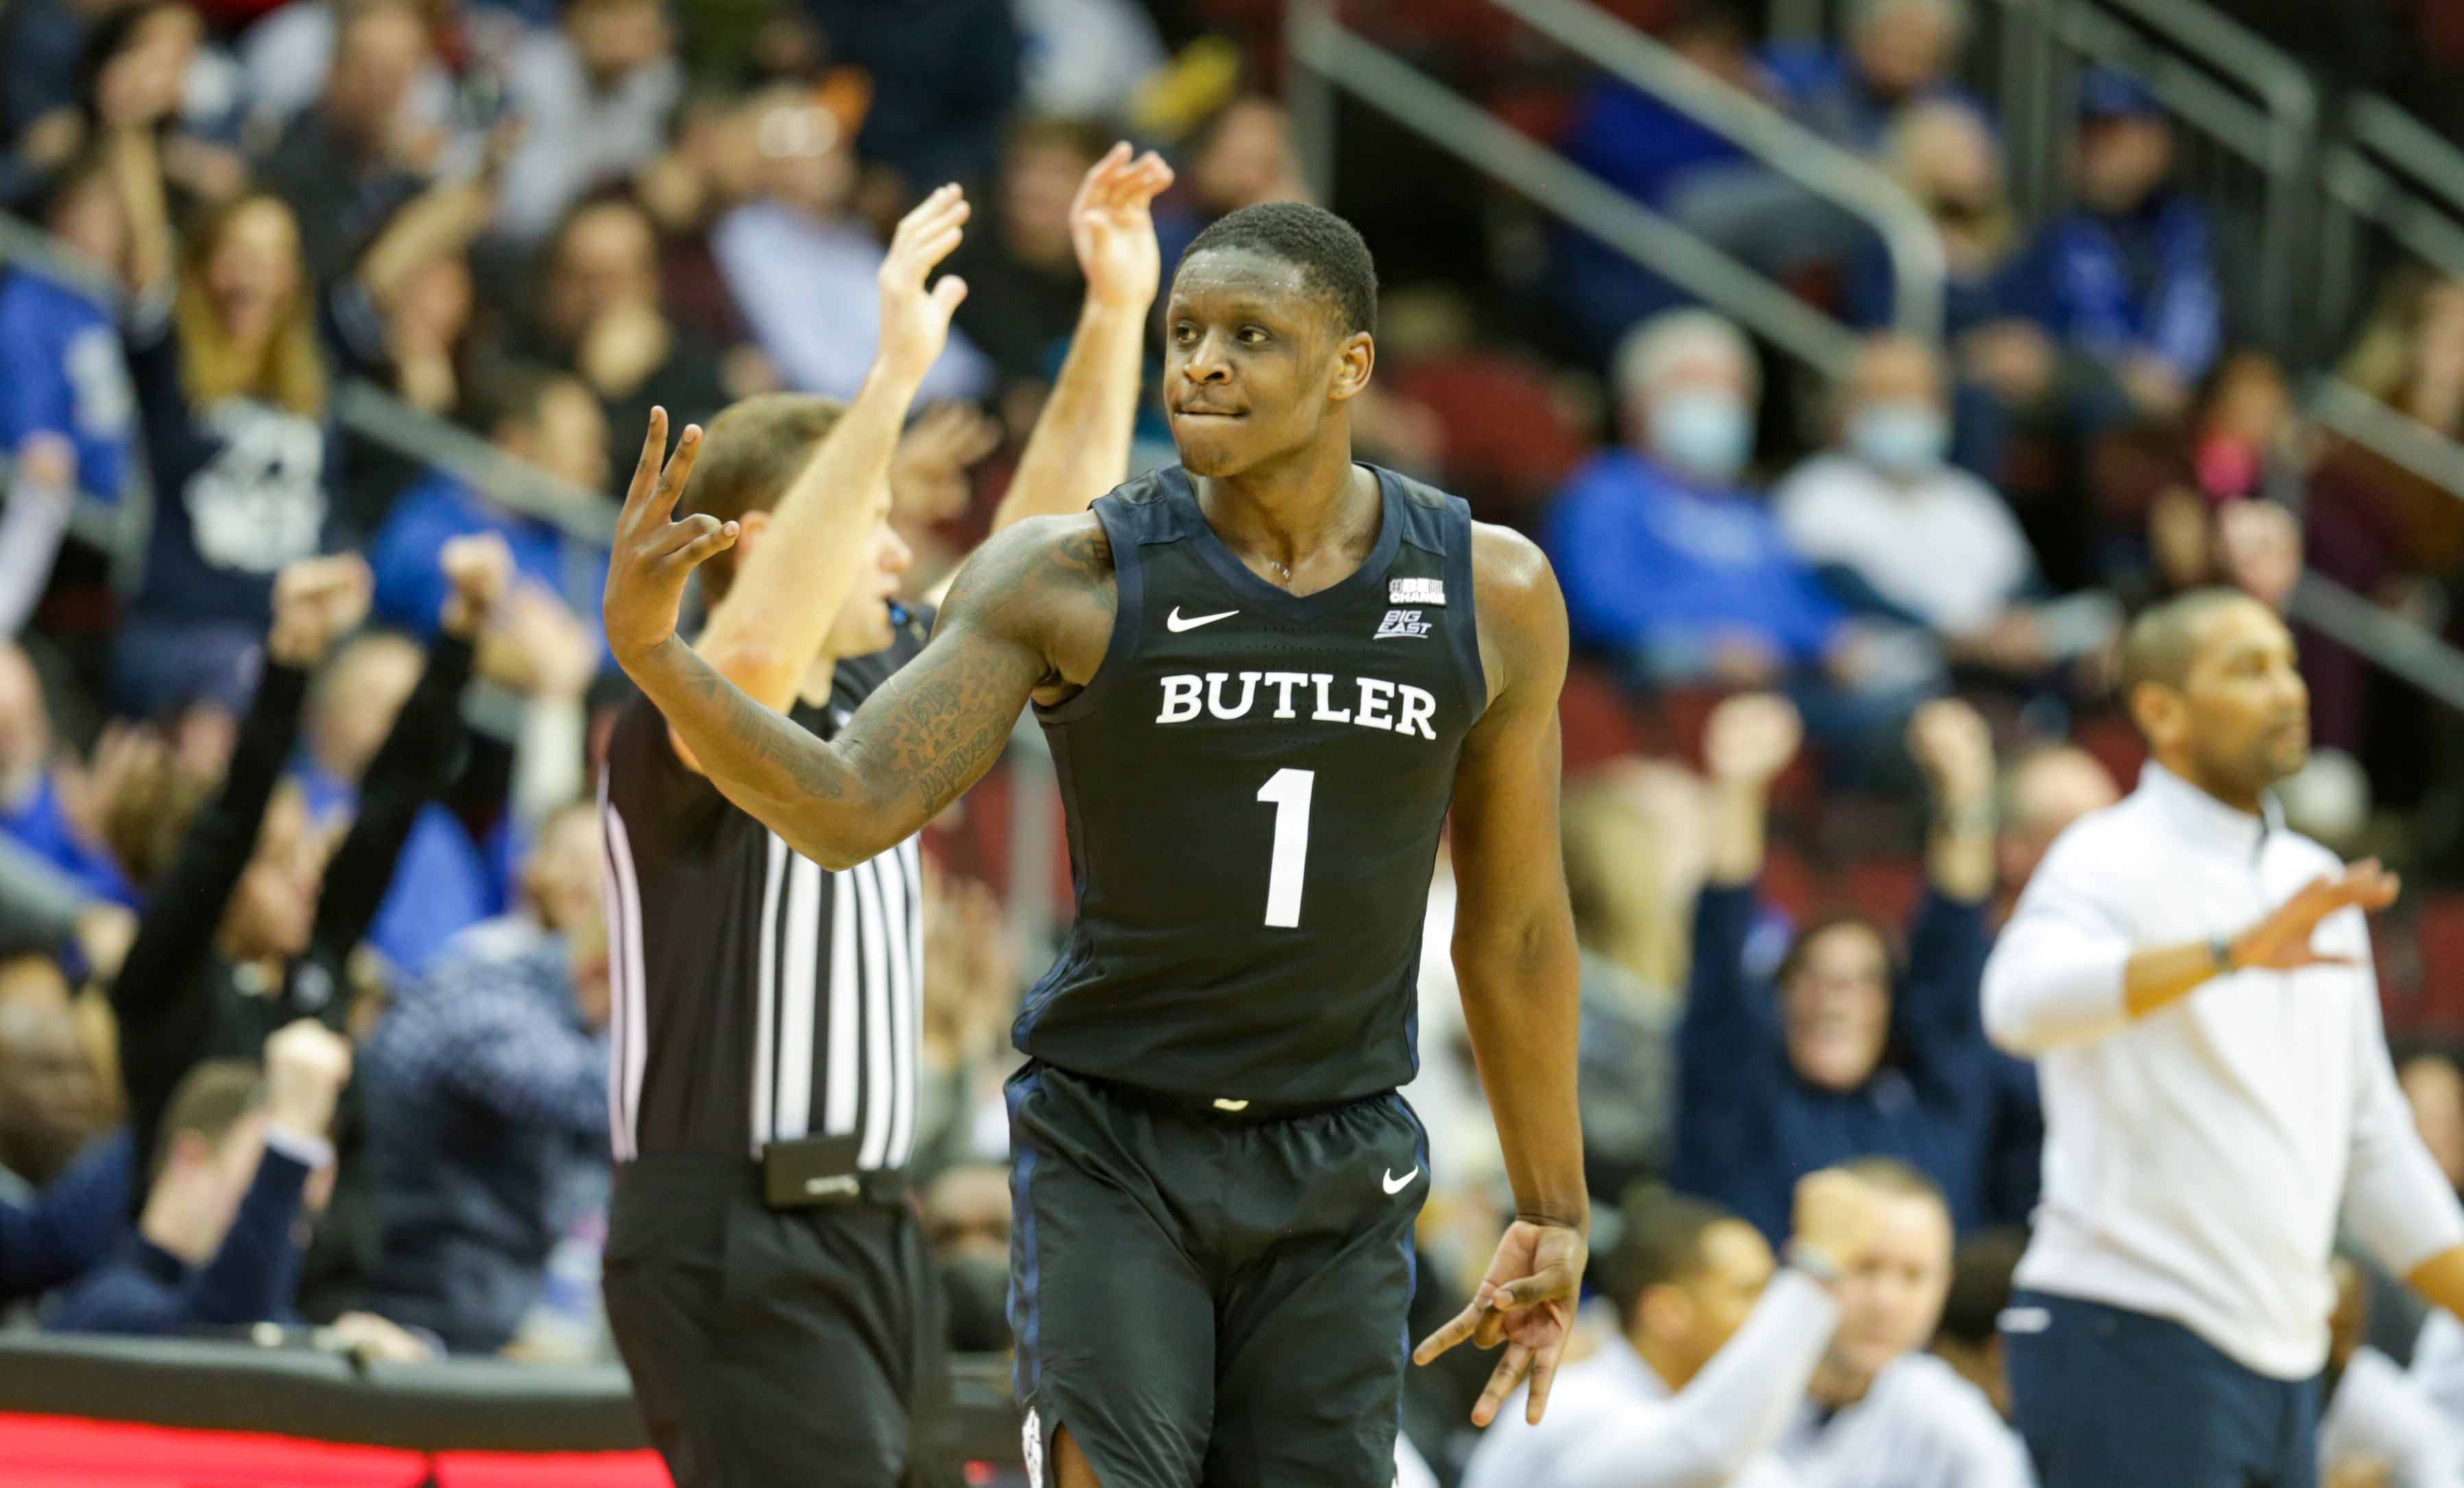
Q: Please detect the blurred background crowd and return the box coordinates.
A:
[14,0,2464,1481]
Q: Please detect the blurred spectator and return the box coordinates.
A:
[496,0,683,241]
[0,642,136,906]
[251,0,433,292]
[1776,334,2067,696]
[523,195,732,485]
[1467,1164,2027,1487]
[805,0,1021,193]
[1151,95,1308,269]
[1014,0,1165,121]
[47,1020,350,1334]
[1852,100,2016,341]
[921,1162,1009,1353]
[946,117,1106,389]
[0,988,114,1188]
[1674,694,2030,1239]
[0,154,134,632]
[711,86,991,402]
[234,0,456,140]
[1994,744,2121,904]
[1992,68,2221,426]
[1547,310,1843,688]
[1,0,120,185]
[2408,1054,2464,1196]
[367,363,608,652]
[1563,762,1702,1199]
[359,803,609,1354]
[2322,1253,2464,1488]
[1933,1226,2027,1418]
[1791,0,1976,156]
[104,64,333,720]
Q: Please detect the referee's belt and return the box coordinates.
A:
[1070,1069,1386,1127]
[760,1135,908,1209]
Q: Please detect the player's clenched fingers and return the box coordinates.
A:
[1491,1266,1578,1312]
[659,515,738,572]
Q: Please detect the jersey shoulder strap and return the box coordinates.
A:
[1375,465,1486,712]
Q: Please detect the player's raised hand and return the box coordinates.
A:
[605,408,729,666]
[2230,860,2402,973]
[1906,698,1994,814]
[876,184,971,385]
[1071,141,1176,312]
[1413,1217,1586,1426]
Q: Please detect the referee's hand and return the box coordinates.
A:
[1412,1217,1586,1428]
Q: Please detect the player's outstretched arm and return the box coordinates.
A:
[988,143,1174,532]
[1414,524,1589,1429]
[607,411,1067,868]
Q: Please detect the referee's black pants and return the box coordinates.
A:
[605,1155,954,1488]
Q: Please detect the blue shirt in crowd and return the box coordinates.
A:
[361,916,608,1354]
[1545,450,1843,672]
[366,471,607,658]
[0,1132,131,1304]
[0,269,134,502]
[45,1142,313,1335]
[1671,881,2038,1240]
[1,771,136,908]
[1994,188,2222,381]
[294,759,500,979]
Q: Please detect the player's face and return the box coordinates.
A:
[821,522,915,658]
[1782,923,1892,1093]
[2171,598,2310,796]
[1828,1193,1952,1385]
[1164,249,1371,479]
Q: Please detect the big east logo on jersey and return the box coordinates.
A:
[1156,671,1441,740]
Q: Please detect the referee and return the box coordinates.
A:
[1983,587,2464,1488]
[598,151,1170,1488]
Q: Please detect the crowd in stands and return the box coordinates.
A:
[9,0,2464,1483]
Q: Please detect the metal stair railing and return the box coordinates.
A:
[2319,93,2464,355]
[1285,0,1887,376]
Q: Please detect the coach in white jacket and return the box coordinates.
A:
[1983,587,2464,1488]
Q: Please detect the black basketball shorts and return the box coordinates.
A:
[1004,1062,1429,1488]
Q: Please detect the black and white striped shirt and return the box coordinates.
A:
[599,615,930,1166]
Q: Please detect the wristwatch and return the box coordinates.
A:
[2210,934,2240,975]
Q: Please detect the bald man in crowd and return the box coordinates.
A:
[1984,587,2464,1488]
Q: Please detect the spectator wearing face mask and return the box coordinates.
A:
[1774,334,2099,696]
[1674,692,2029,1241]
[358,803,610,1354]
[1545,309,1841,692]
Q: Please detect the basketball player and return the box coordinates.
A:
[604,202,1589,1488]
[598,145,1173,1488]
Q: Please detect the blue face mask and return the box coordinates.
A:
[1846,401,1950,476]
[1649,389,1754,485]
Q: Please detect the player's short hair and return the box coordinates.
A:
[2116,587,2265,698]
[1179,202,1379,337]
[679,393,849,600]
[153,1060,263,1180]
[1935,1227,2026,1346]
[1599,1185,1740,1328]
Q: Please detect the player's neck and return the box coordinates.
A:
[1189,437,1377,591]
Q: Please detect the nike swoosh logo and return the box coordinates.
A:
[1166,606,1239,632]
[1383,1166,1420,1195]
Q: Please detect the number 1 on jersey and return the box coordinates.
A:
[1256,768,1316,928]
